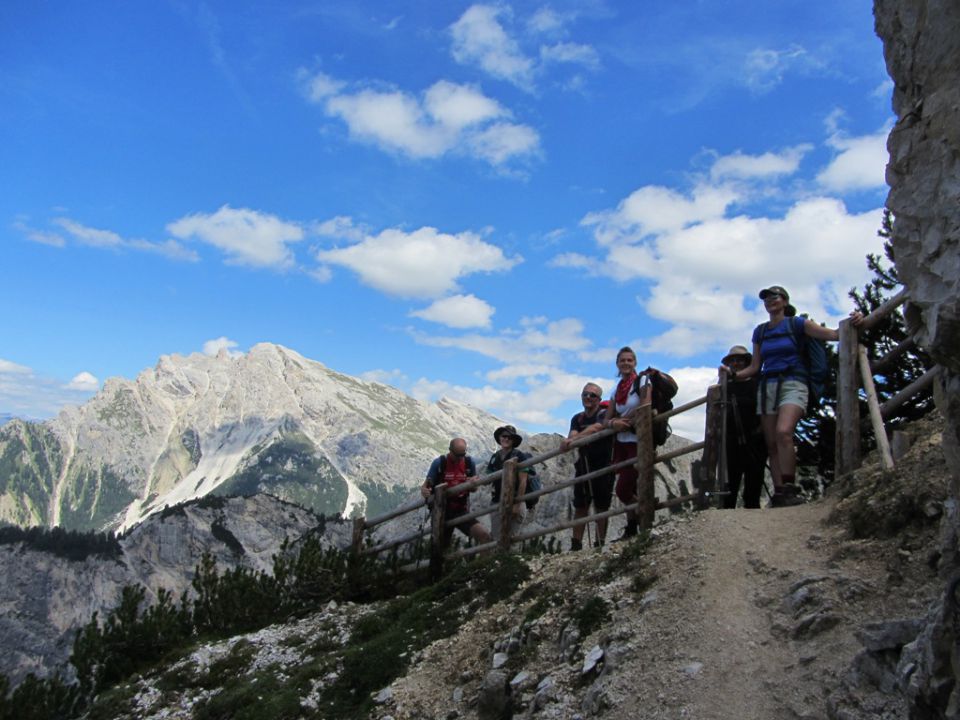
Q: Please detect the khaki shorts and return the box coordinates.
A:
[757,378,808,415]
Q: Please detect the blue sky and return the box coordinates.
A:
[1,1,892,440]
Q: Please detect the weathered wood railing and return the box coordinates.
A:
[350,388,722,575]
[835,288,937,475]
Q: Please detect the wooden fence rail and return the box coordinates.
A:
[835,288,938,475]
[351,385,724,575]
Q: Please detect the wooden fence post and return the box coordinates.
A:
[635,402,656,530]
[835,318,861,476]
[497,459,517,552]
[350,516,365,558]
[718,372,729,500]
[699,384,722,509]
[429,483,447,579]
[858,345,895,471]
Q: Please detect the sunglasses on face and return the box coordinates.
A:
[581,392,600,399]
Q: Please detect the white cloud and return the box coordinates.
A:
[0,359,32,374]
[564,143,887,360]
[202,337,242,357]
[22,218,200,261]
[360,368,408,386]
[13,221,65,247]
[411,363,598,428]
[315,224,521,299]
[0,359,100,419]
[816,129,889,192]
[54,218,123,248]
[66,371,100,391]
[743,44,816,94]
[710,145,812,180]
[527,7,564,35]
[468,121,541,165]
[661,366,720,441]
[450,4,535,90]
[582,183,739,246]
[410,294,495,328]
[168,205,304,268]
[302,74,540,167]
[540,42,599,69]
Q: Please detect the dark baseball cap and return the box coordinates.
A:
[759,285,790,300]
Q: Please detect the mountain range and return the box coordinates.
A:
[0,343,508,532]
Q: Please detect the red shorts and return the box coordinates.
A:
[613,441,638,505]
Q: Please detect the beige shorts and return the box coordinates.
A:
[757,378,808,415]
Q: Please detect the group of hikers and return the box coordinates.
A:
[420,284,864,550]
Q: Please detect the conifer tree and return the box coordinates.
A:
[796,210,935,483]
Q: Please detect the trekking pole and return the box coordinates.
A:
[718,372,729,508]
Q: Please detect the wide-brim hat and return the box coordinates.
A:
[722,345,752,365]
[494,425,522,447]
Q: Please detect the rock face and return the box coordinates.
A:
[0,494,347,685]
[871,1,960,715]
[0,344,511,531]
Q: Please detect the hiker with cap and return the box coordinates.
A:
[486,425,533,534]
[421,437,493,546]
[561,383,615,550]
[719,345,766,509]
[721,285,862,507]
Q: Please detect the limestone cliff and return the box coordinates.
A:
[872,0,960,715]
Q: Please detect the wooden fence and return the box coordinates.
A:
[835,289,939,475]
[350,388,723,575]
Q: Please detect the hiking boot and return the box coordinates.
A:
[781,483,802,496]
[570,538,583,552]
[593,538,605,548]
[612,520,639,543]
[770,492,805,508]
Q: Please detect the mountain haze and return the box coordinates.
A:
[0,344,507,532]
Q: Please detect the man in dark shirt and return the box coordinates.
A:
[561,383,615,549]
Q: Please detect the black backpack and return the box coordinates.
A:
[632,367,679,447]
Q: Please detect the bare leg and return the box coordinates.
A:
[761,414,782,490]
[596,517,608,543]
[572,506,589,542]
[774,404,805,479]
[470,523,492,544]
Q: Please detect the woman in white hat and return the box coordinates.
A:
[720,345,766,509]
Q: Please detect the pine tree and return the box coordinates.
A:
[797,210,935,484]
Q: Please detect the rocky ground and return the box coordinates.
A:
[85,412,948,720]
[382,412,947,720]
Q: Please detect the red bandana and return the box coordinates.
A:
[614,372,637,405]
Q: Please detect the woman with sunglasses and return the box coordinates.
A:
[602,346,646,538]
[722,286,862,507]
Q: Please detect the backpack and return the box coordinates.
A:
[435,455,477,510]
[487,450,541,509]
[632,367,679,447]
[757,317,828,411]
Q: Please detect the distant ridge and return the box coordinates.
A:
[0,343,507,533]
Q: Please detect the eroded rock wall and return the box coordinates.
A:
[875,0,960,716]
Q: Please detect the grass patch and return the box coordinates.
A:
[315,553,530,719]
[572,596,611,637]
[631,572,659,595]
[193,670,302,720]
[195,640,257,690]
[83,682,139,720]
